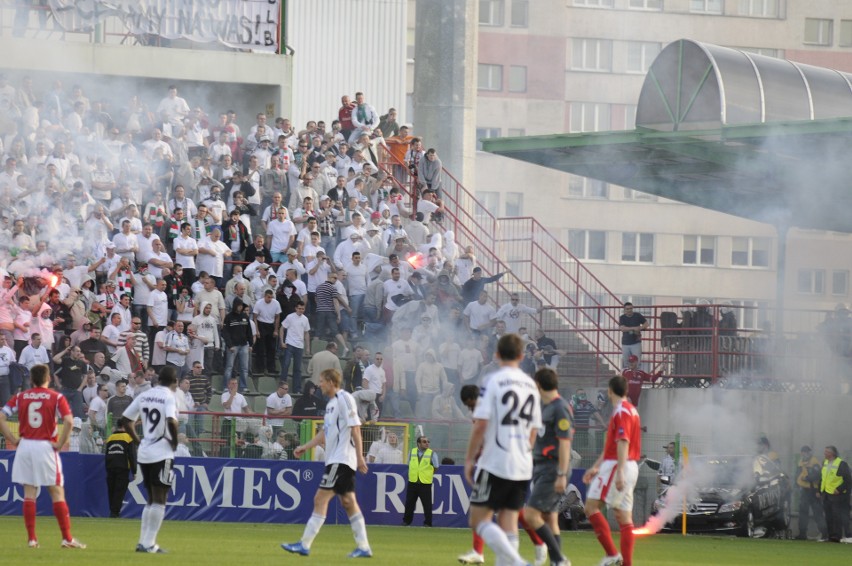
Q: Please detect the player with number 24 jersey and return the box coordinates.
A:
[121,386,178,463]
[472,366,542,481]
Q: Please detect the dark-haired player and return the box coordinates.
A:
[583,374,641,566]
[464,334,542,566]
[120,365,179,554]
[0,364,86,549]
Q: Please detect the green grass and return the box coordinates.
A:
[1,516,848,565]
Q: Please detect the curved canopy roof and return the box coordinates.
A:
[637,39,852,131]
[483,40,852,232]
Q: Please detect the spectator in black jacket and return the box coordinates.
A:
[223,298,253,392]
[244,233,273,265]
[104,427,137,518]
[460,267,508,305]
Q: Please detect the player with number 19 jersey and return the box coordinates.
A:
[472,366,542,481]
[121,386,178,463]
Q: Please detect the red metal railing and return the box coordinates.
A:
[376,145,624,379]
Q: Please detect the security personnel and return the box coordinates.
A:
[402,435,439,527]
[104,427,137,518]
[820,445,851,542]
[796,445,827,540]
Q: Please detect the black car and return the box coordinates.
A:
[652,455,792,537]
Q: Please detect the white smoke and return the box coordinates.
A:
[640,384,764,534]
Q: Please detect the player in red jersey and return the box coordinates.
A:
[0,364,86,549]
[582,374,641,566]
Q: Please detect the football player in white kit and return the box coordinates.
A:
[465,334,542,566]
[119,365,179,554]
[282,368,373,558]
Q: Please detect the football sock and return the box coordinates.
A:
[472,532,485,554]
[139,506,151,545]
[535,524,564,562]
[144,504,166,548]
[519,509,544,545]
[589,512,618,557]
[23,498,37,542]
[477,521,523,565]
[302,513,326,548]
[555,532,562,549]
[507,532,519,551]
[348,512,370,550]
[620,523,635,566]
[52,501,72,542]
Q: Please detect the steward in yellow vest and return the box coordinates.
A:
[820,445,851,542]
[402,436,439,527]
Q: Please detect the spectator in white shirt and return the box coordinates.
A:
[264,381,293,429]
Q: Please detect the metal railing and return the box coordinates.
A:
[376,145,625,380]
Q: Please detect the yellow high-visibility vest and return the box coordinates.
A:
[822,457,844,494]
[408,447,434,484]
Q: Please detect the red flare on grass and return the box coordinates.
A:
[632,526,654,536]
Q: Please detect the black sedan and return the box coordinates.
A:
[652,455,792,537]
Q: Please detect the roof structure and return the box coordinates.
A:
[483,39,852,232]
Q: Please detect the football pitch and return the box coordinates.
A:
[1,516,848,565]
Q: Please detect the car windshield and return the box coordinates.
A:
[691,455,775,487]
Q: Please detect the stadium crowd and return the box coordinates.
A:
[0,77,556,457]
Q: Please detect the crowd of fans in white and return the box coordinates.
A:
[0,76,559,458]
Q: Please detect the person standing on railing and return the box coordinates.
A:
[618,302,648,370]
[417,149,443,198]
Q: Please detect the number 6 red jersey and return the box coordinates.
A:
[3,387,72,441]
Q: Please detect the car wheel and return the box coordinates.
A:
[737,510,755,538]
[774,498,791,530]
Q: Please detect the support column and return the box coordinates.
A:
[774,223,789,339]
[412,0,477,187]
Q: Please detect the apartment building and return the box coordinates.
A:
[420,0,852,322]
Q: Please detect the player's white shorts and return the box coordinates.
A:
[586,460,639,512]
[12,438,64,487]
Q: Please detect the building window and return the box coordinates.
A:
[479,0,505,26]
[690,0,723,14]
[682,235,716,265]
[476,127,501,150]
[623,188,657,201]
[567,177,609,199]
[627,41,661,74]
[508,65,527,93]
[738,0,778,17]
[572,38,613,72]
[628,0,662,9]
[569,102,611,133]
[731,237,770,267]
[841,20,852,47]
[833,270,849,296]
[728,299,768,330]
[505,192,523,216]
[797,269,825,295]
[566,229,606,261]
[510,0,529,27]
[478,64,503,91]
[573,0,614,7]
[476,191,500,217]
[507,128,526,137]
[804,18,833,46]
[622,232,654,263]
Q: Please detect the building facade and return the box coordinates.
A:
[409,0,852,326]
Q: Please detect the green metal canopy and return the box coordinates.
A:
[483,39,852,232]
